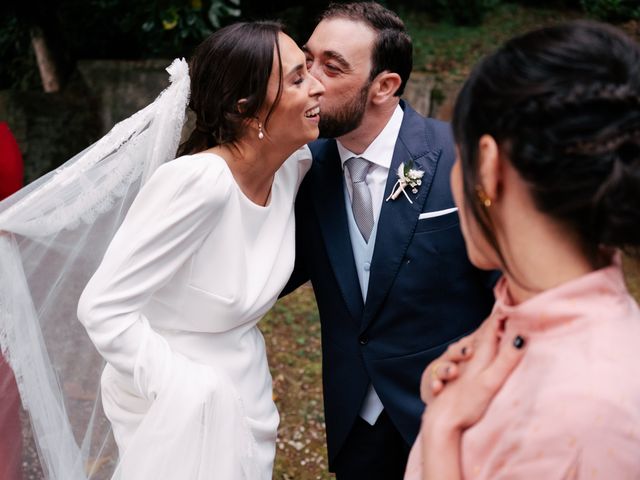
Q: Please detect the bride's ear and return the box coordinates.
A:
[236,99,248,113]
[477,135,501,203]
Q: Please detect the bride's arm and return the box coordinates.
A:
[77,156,229,396]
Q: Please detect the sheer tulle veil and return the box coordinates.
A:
[0,58,190,479]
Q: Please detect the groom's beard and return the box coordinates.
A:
[319,81,370,139]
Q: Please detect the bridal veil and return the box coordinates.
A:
[0,58,232,479]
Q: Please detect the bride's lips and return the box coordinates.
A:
[304,105,321,124]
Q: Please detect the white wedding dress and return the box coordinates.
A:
[78,148,311,479]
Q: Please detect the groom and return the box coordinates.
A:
[284,2,496,478]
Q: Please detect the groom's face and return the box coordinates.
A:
[304,18,376,138]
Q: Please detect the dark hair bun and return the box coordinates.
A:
[592,135,640,251]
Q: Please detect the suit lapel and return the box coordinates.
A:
[312,141,364,324]
[361,106,442,332]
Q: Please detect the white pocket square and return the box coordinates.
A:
[418,207,458,220]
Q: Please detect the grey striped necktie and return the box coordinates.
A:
[346,156,374,243]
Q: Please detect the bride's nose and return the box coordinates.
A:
[309,74,325,97]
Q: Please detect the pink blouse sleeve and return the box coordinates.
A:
[466,394,639,479]
[405,395,639,480]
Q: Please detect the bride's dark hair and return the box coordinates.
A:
[178,21,283,156]
[453,21,640,264]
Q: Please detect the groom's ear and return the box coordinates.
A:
[371,72,402,105]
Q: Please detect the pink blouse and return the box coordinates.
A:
[405,261,640,479]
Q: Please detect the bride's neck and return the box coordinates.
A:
[208,138,287,206]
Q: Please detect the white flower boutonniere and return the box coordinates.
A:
[385,161,425,204]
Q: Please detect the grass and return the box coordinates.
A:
[262,284,331,480]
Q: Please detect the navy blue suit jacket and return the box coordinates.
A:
[285,101,495,467]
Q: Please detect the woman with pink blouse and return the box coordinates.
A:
[405,21,640,479]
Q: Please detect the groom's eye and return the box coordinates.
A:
[325,63,341,75]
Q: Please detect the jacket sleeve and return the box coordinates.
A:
[77,156,230,398]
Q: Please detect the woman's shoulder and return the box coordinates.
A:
[152,152,233,205]
[279,145,312,190]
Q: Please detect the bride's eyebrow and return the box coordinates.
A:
[286,64,305,77]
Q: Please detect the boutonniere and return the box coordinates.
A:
[385,161,425,204]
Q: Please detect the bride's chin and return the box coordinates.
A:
[308,125,320,141]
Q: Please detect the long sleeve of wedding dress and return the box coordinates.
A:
[77,156,229,397]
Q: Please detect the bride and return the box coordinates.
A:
[0,21,323,480]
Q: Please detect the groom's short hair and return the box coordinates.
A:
[319,2,413,96]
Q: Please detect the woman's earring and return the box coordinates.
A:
[476,186,492,208]
[258,122,264,140]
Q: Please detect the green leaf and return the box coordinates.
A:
[208,4,221,28]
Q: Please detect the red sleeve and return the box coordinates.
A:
[0,122,24,200]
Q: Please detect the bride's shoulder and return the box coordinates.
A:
[281,145,312,185]
[150,152,233,205]
[284,145,312,169]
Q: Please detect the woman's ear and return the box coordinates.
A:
[371,72,402,105]
[236,98,248,113]
[477,135,501,203]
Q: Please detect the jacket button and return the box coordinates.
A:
[359,336,369,345]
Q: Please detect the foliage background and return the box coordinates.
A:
[1,0,639,91]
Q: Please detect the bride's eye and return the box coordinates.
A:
[294,74,305,86]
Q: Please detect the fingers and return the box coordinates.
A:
[471,314,505,367]
[444,338,474,363]
[482,334,527,395]
[421,360,459,404]
[420,332,478,404]
[432,361,458,383]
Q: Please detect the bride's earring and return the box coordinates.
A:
[258,122,264,140]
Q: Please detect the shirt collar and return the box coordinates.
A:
[337,104,404,171]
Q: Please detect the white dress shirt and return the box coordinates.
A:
[336,104,404,425]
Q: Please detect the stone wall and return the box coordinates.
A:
[0,83,100,183]
[0,60,173,184]
[76,59,173,136]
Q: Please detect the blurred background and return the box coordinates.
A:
[1,1,639,479]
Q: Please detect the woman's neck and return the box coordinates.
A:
[490,158,611,305]
[502,218,606,304]
[208,138,292,207]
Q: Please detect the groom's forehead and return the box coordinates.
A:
[306,18,375,65]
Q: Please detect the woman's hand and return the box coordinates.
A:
[420,315,526,480]
[420,334,475,405]
[426,314,525,430]
[420,313,515,405]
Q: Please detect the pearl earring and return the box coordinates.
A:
[258,122,264,140]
